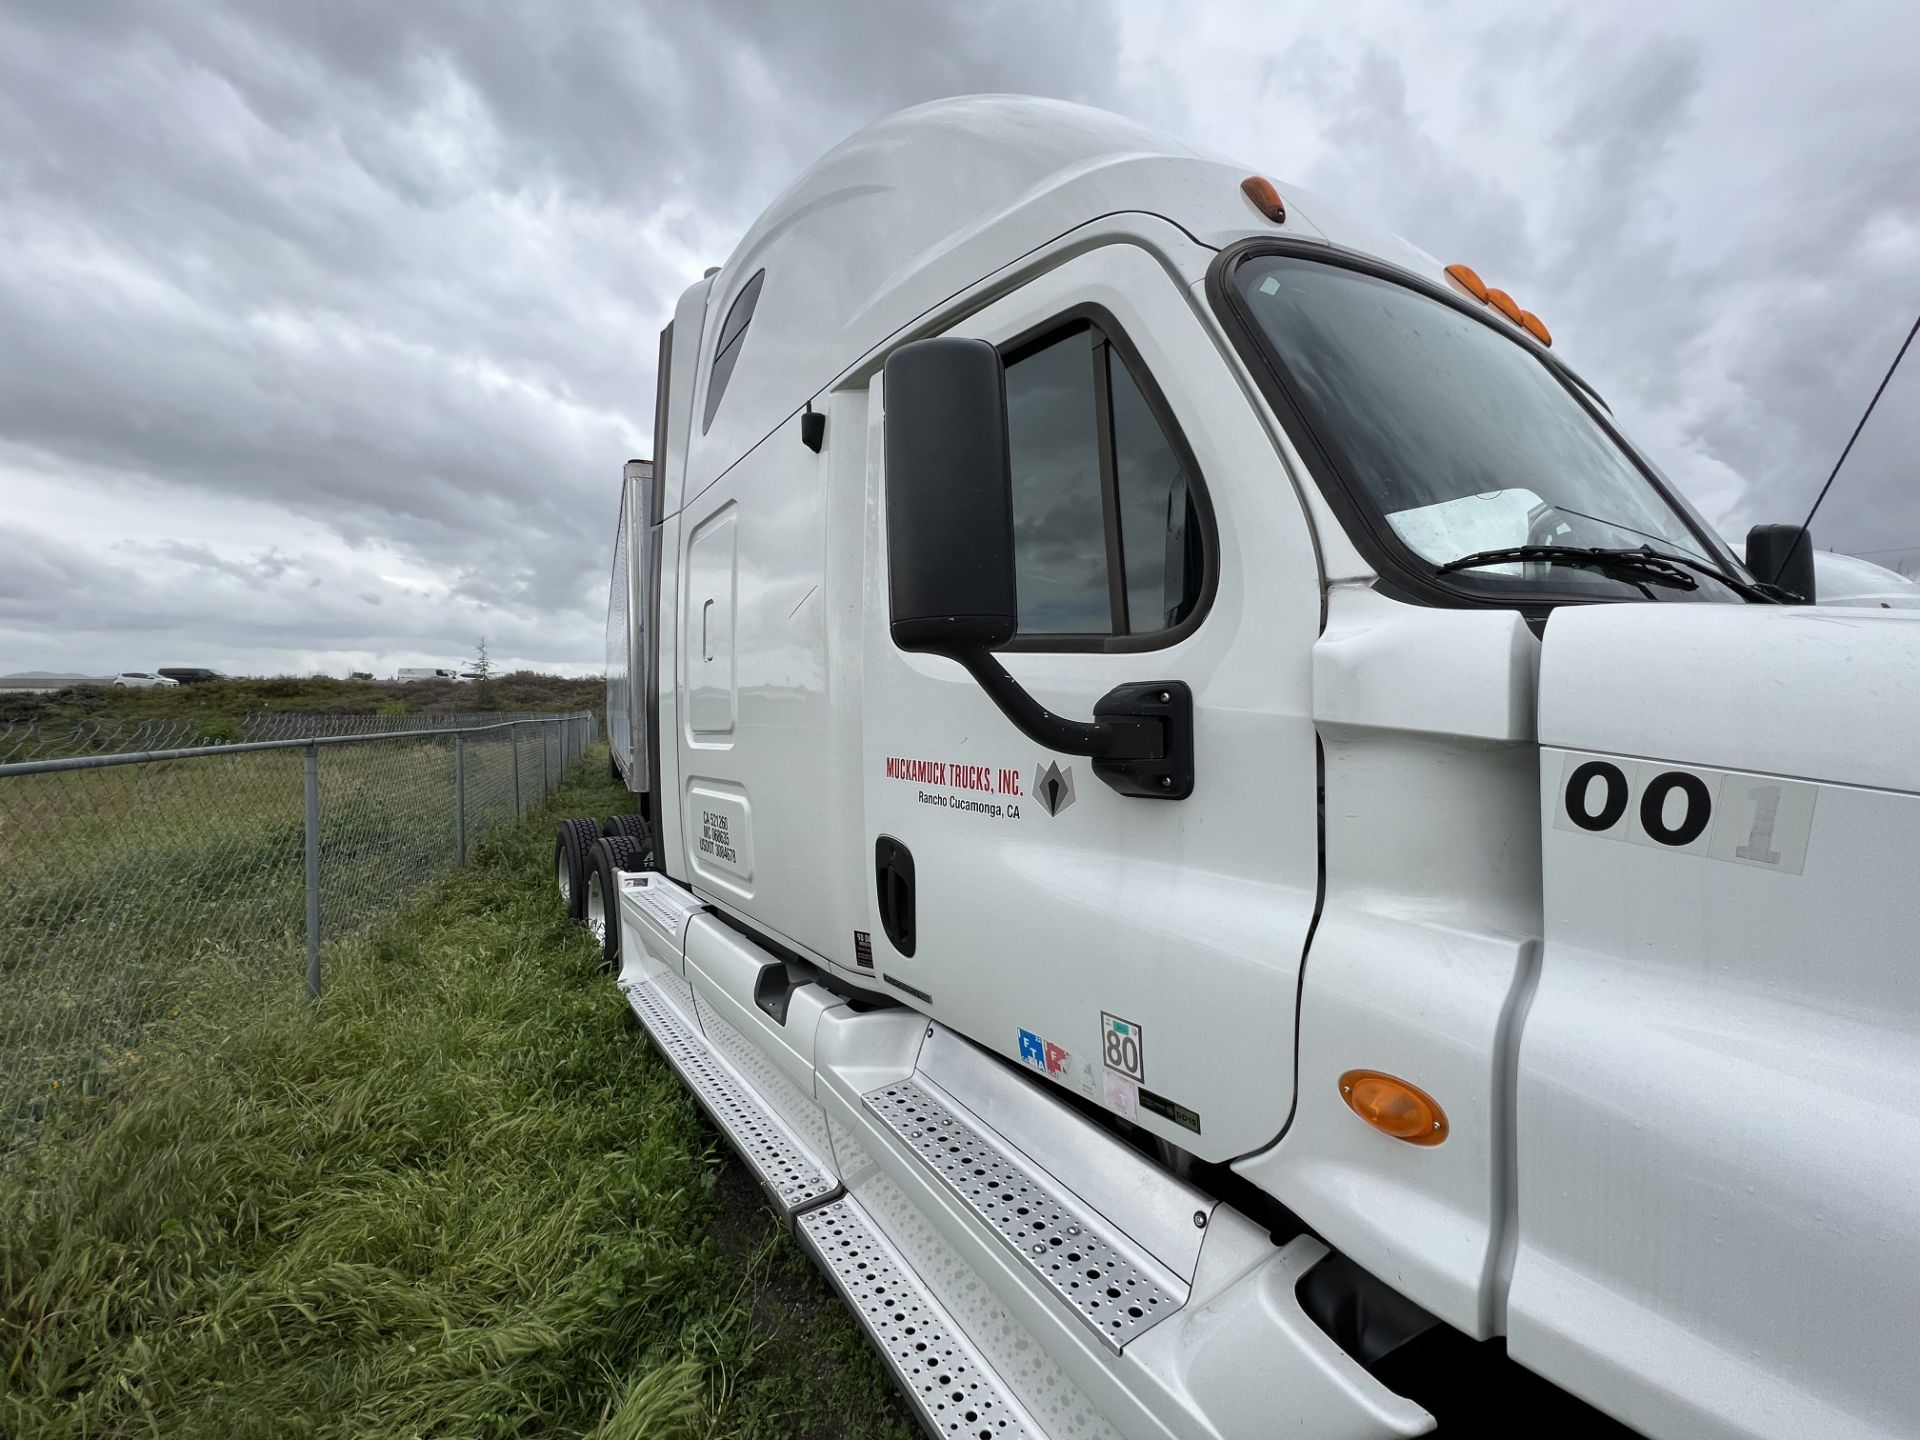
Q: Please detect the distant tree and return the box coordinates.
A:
[471,636,497,708]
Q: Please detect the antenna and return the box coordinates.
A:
[1784,308,1920,574]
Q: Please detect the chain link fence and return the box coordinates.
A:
[0,711,599,1132]
[0,709,571,765]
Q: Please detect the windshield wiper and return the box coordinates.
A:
[1632,548,1795,603]
[1436,543,1699,592]
[1436,543,1791,603]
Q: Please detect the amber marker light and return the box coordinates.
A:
[1339,1070,1449,1145]
[1519,310,1553,347]
[1444,262,1489,301]
[1241,175,1287,224]
[1485,287,1525,325]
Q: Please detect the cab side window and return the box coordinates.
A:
[1002,323,1203,640]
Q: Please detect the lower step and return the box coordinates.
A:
[797,1195,1045,1440]
[621,975,839,1216]
[865,1076,1186,1354]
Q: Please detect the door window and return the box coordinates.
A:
[1002,323,1204,641]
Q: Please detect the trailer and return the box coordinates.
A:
[555,96,1920,1440]
[605,458,654,791]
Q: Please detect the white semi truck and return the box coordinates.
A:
[563,96,1920,1440]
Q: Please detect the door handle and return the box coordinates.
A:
[702,598,715,662]
[874,835,916,957]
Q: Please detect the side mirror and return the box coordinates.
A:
[1746,524,1816,603]
[881,337,1193,800]
[882,337,1019,653]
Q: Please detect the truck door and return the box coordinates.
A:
[861,242,1323,1162]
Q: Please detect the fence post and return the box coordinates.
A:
[304,742,321,999]
[454,731,467,866]
[511,725,522,818]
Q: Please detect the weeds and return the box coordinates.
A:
[0,755,914,1439]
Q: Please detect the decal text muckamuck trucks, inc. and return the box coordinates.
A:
[555,96,1920,1440]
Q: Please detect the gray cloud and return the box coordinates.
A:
[2,0,1916,680]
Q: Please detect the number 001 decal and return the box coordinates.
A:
[1553,752,1818,874]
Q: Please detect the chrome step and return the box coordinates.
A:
[797,1196,1044,1440]
[864,1078,1187,1354]
[623,977,839,1215]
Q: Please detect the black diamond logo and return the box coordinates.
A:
[1033,761,1075,816]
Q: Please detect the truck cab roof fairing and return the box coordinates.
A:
[680,97,1353,509]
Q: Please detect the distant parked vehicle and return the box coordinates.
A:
[111,672,177,688]
[348,671,374,681]
[156,667,226,684]
[396,667,460,682]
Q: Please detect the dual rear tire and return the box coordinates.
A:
[553,818,601,921]
[555,815,655,969]
[583,833,651,970]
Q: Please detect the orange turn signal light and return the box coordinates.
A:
[1444,262,1489,301]
[1241,175,1286,224]
[1339,1070,1448,1145]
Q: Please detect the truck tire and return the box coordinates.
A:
[585,833,650,970]
[603,813,650,843]
[554,818,600,921]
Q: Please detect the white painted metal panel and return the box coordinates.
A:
[859,240,1322,1164]
[1508,600,1920,1440]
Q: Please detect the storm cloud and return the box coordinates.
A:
[1,0,1915,675]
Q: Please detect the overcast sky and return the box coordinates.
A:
[2,0,1915,677]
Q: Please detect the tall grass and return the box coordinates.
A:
[0,757,913,1439]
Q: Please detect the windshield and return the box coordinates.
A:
[1228,254,1742,602]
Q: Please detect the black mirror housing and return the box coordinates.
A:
[880,334,1195,800]
[882,337,1018,652]
[1746,524,1816,603]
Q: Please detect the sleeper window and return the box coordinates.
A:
[702,269,765,432]
[1001,323,1204,639]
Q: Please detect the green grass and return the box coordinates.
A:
[0,756,915,1439]
[3,725,572,1123]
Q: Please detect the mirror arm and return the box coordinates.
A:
[954,649,1155,757]
[953,648,1194,800]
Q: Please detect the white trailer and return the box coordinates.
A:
[554,96,1920,1440]
[605,458,655,791]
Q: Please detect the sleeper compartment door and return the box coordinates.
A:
[686,506,737,739]
[682,503,752,899]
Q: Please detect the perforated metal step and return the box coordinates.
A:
[865,1079,1186,1353]
[623,978,838,1214]
[798,1197,1043,1440]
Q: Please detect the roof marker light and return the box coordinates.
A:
[1339,1070,1448,1145]
[1240,176,1286,224]
[1485,286,1525,325]
[1519,310,1553,347]
[1444,262,1489,301]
